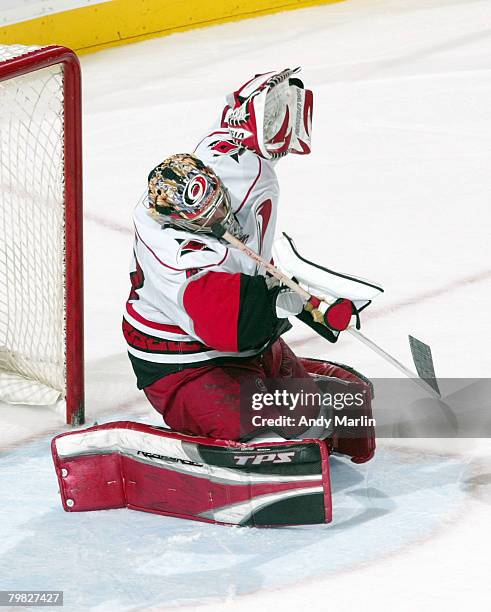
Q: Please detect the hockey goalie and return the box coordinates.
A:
[52,68,383,526]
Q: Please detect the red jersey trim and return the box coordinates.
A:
[123,318,207,354]
[126,302,187,335]
[236,157,262,213]
[135,226,228,272]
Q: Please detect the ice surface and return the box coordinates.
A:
[1,0,491,609]
[0,432,472,610]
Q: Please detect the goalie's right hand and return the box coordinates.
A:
[296,296,355,344]
[305,296,355,332]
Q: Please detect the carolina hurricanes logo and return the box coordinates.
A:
[183,175,208,209]
[176,239,216,261]
[209,139,242,162]
[210,140,239,155]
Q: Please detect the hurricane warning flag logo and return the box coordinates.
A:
[183,174,209,209]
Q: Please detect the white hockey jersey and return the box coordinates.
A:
[123,125,289,389]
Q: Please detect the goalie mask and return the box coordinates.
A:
[224,67,313,160]
[147,153,243,237]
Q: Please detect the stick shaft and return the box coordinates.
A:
[222,229,311,299]
[220,228,438,397]
[348,329,440,398]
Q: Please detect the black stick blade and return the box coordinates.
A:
[409,335,441,396]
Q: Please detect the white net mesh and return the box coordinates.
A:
[0,45,66,405]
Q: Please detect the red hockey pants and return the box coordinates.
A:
[143,338,374,461]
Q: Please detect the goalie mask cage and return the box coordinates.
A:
[0,45,84,425]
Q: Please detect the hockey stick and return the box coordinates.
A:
[347,330,440,398]
[211,223,441,399]
[211,224,312,299]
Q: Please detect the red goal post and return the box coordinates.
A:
[0,45,84,425]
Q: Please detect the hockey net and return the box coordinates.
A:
[0,45,84,425]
